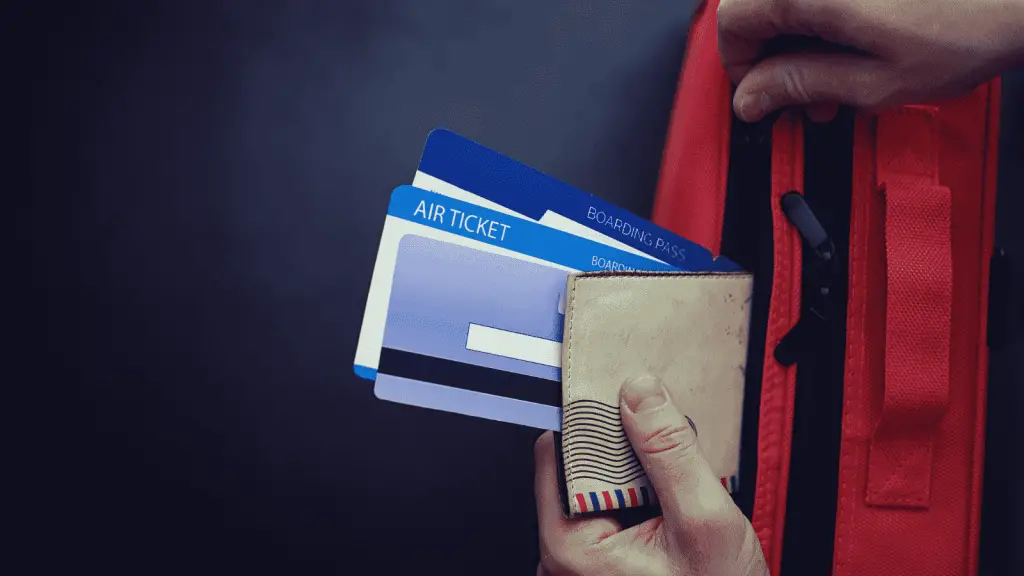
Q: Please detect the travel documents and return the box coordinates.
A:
[354,130,739,431]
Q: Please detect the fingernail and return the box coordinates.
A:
[737,92,768,122]
[685,415,698,437]
[621,376,668,413]
[736,93,757,121]
[759,92,772,117]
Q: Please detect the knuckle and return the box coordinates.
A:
[538,531,590,576]
[853,84,886,111]
[733,524,770,576]
[638,422,698,456]
[863,75,898,110]
[770,0,795,27]
[540,533,614,576]
[849,64,901,110]
[685,499,749,543]
[773,0,819,32]
[715,0,731,19]
[718,0,796,29]
[716,0,737,27]
[693,502,744,534]
[777,64,813,103]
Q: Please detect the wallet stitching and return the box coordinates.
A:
[564,275,579,516]
[575,272,750,281]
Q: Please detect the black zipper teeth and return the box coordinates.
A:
[780,112,854,576]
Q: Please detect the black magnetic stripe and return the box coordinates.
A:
[378,347,561,407]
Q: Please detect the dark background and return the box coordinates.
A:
[22,1,700,574]
[18,1,1022,574]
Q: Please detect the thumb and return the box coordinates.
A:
[733,52,893,122]
[619,376,731,526]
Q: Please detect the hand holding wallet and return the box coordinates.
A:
[556,271,752,518]
[535,360,768,575]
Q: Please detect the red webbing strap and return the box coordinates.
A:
[867,106,952,508]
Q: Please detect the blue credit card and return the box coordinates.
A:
[374,234,566,429]
[415,128,741,272]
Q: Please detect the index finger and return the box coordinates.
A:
[716,0,788,83]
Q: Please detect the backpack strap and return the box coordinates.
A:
[866,105,952,508]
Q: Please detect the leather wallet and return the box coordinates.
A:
[557,271,752,518]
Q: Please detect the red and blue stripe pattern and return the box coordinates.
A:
[574,486,653,514]
[573,476,740,514]
[720,475,739,493]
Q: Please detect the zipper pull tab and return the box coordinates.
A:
[782,192,835,268]
[774,192,837,366]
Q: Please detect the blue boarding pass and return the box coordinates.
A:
[411,128,741,272]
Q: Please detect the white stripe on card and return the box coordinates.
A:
[466,324,561,368]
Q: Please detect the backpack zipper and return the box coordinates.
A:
[721,109,853,575]
[778,113,854,576]
[725,111,805,573]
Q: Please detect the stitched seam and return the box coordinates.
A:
[868,443,933,496]
[835,190,861,576]
[755,124,792,559]
[753,127,791,558]
[573,271,751,281]
[564,275,580,516]
[968,81,1000,575]
[844,118,875,575]
[836,121,870,575]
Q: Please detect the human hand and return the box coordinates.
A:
[718,0,1024,122]
[534,376,767,576]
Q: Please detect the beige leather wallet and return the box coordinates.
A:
[557,271,752,518]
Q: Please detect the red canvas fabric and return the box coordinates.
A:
[832,85,1000,576]
[652,1,1000,573]
[651,0,731,256]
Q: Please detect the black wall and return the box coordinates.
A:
[22,1,697,573]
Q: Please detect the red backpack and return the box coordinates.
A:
[652,1,1005,574]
